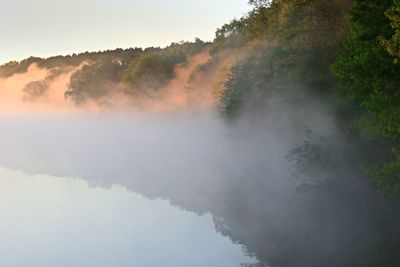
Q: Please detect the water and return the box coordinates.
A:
[1,112,400,267]
[0,167,254,267]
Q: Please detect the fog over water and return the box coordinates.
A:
[1,62,400,266]
[0,91,394,266]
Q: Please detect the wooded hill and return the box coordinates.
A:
[2,0,400,196]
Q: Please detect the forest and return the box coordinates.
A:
[1,0,398,195]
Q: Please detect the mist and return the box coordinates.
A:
[0,63,89,114]
[0,82,398,266]
[0,51,223,114]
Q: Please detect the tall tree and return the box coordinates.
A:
[334,0,400,195]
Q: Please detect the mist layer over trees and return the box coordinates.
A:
[2,0,400,266]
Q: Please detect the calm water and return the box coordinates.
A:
[0,167,255,267]
[1,113,400,267]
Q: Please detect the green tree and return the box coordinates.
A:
[333,0,400,195]
[65,57,124,104]
[381,0,400,62]
[218,0,351,117]
[124,51,186,92]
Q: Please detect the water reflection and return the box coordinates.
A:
[0,167,254,267]
[1,112,400,267]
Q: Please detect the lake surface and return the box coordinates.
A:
[0,167,255,267]
[1,113,400,267]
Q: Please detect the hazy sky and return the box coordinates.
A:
[0,0,250,64]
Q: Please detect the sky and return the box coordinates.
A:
[0,0,251,64]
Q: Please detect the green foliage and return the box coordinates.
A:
[278,0,351,91]
[124,51,186,92]
[26,39,206,104]
[65,57,124,104]
[62,39,210,104]
[0,57,44,77]
[380,0,400,62]
[219,46,275,117]
[248,0,271,8]
[369,147,400,196]
[218,0,351,117]
[0,48,145,78]
[349,0,393,40]
[219,63,256,118]
[212,1,280,54]
[333,0,400,194]
[124,40,208,93]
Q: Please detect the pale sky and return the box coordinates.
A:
[0,0,251,64]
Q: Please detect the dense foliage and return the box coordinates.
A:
[124,40,206,92]
[211,0,400,196]
[333,0,400,195]
[65,57,125,104]
[217,0,352,117]
[65,40,208,104]
[0,48,144,78]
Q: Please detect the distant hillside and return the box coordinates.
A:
[0,40,213,107]
[0,47,144,78]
